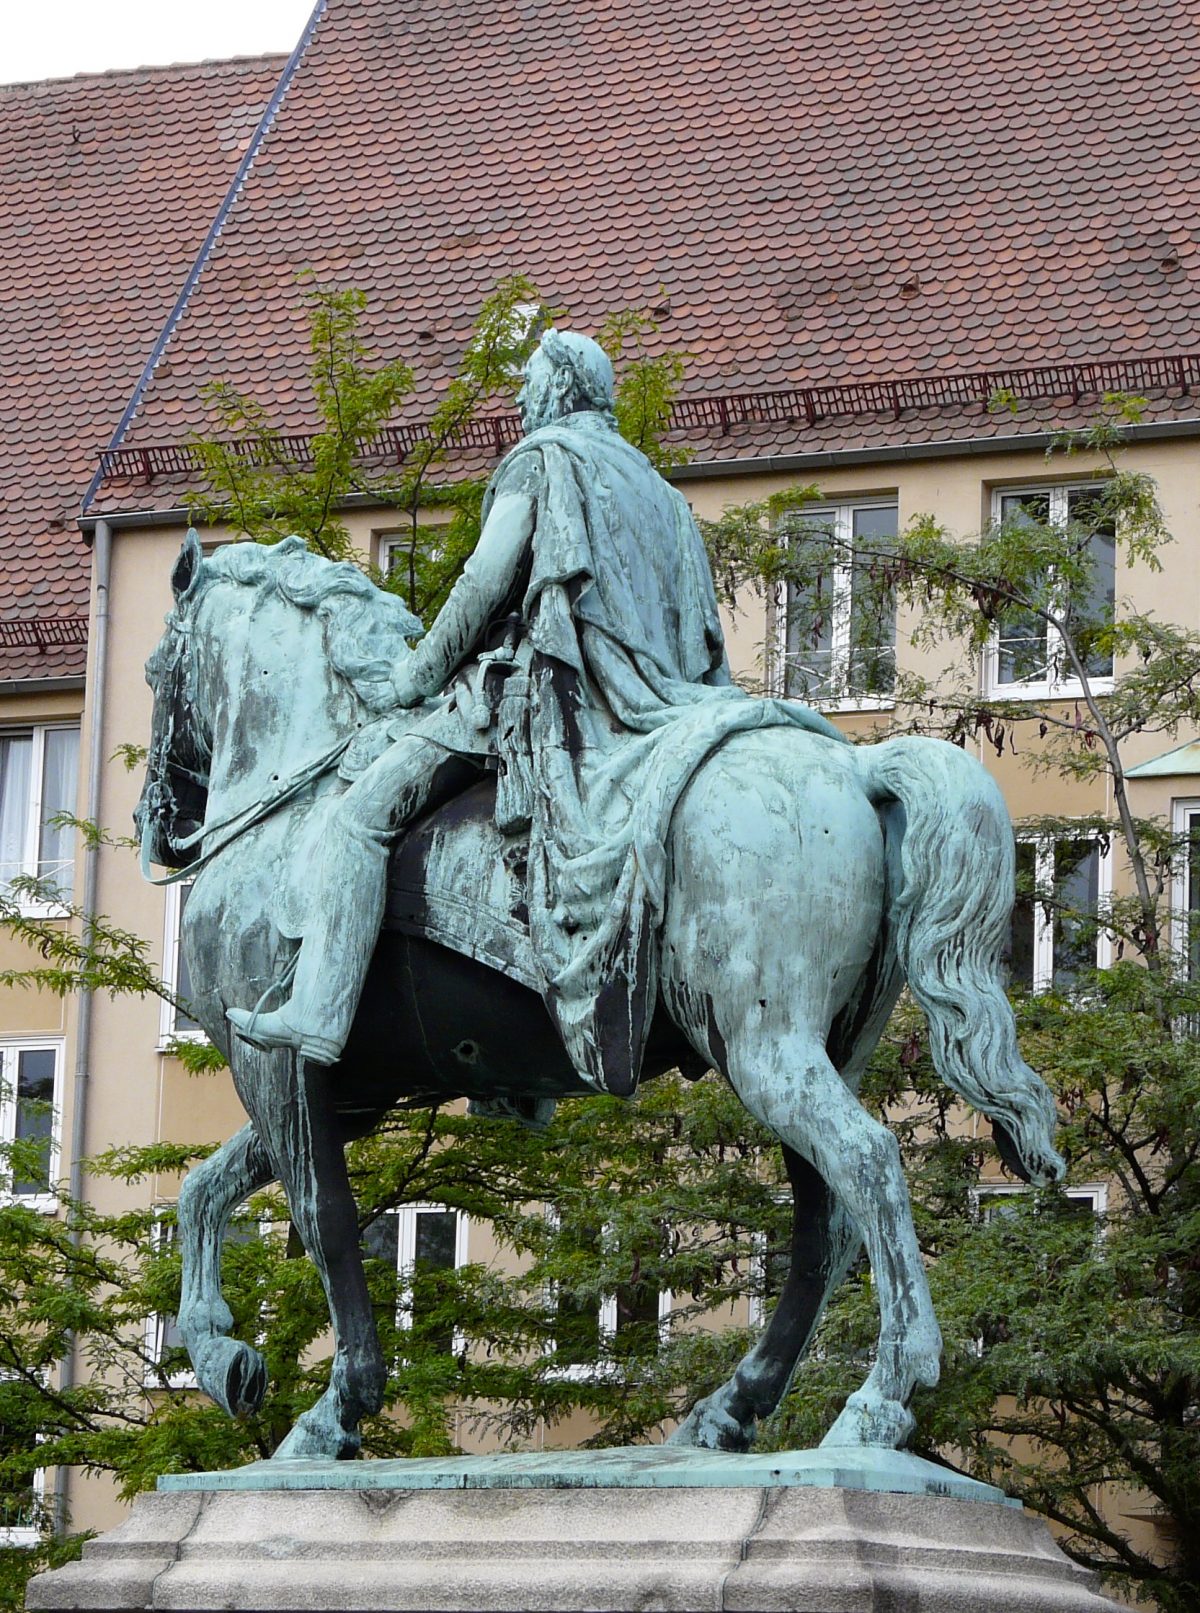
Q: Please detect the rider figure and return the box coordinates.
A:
[227,329,740,1079]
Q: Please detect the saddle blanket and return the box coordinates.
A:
[385,777,540,993]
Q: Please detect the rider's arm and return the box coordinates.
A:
[394,490,536,704]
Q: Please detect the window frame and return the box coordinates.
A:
[0,723,80,916]
[368,1203,471,1356]
[1011,830,1113,993]
[144,1215,198,1391]
[0,1037,64,1213]
[773,498,899,712]
[0,1371,45,1548]
[158,880,205,1049]
[983,482,1117,701]
[144,1209,275,1389]
[1171,797,1200,980]
[747,1198,792,1330]
[542,1211,672,1381]
[972,1181,1108,1221]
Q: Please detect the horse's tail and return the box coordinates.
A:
[854,736,1065,1185]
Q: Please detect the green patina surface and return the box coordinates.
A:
[157,1445,1017,1506]
[135,328,1066,1468]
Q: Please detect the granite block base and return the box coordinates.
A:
[27,1450,1122,1612]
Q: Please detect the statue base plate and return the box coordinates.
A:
[28,1449,1121,1612]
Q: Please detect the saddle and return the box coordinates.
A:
[384,774,538,993]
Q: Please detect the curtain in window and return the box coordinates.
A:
[0,734,33,886]
[36,728,79,898]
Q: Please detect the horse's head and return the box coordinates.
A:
[135,530,428,871]
[135,530,213,870]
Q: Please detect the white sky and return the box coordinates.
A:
[2,0,319,85]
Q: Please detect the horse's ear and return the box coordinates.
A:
[171,529,204,603]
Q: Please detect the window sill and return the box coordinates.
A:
[144,1368,198,1391]
[778,692,896,715]
[817,696,896,715]
[157,1031,209,1054]
[984,677,1115,703]
[1,1193,58,1215]
[0,1527,40,1549]
[0,900,71,921]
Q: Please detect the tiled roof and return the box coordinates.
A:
[91,0,1200,505]
[0,53,286,681]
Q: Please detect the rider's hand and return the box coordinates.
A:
[391,662,425,708]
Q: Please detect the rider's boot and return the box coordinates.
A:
[227,817,387,1065]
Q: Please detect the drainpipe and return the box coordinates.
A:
[52,518,111,1538]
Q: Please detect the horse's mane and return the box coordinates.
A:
[195,537,424,713]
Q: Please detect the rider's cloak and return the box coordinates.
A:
[481,412,844,1097]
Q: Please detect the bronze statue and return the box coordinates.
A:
[136,329,1064,1462]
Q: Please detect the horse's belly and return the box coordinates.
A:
[344,931,591,1106]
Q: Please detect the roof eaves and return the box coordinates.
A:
[79,0,329,517]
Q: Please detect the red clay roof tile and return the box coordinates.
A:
[76,0,1200,510]
[0,53,285,679]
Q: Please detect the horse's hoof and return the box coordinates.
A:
[820,1389,914,1450]
[196,1337,268,1417]
[668,1396,753,1452]
[272,1411,360,1462]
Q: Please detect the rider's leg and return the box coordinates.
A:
[228,735,458,1063]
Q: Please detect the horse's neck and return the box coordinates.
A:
[197,584,363,819]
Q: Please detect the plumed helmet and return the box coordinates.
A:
[538,328,615,412]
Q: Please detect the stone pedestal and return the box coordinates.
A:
[27,1448,1121,1612]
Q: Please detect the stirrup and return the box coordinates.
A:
[226,1006,342,1066]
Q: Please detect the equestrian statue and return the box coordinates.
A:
[136,328,1065,1463]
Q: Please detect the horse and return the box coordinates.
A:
[135,531,1065,1463]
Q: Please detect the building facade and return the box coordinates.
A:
[2,0,1198,1577]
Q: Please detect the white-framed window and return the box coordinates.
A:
[144,1218,196,1390]
[543,1213,672,1378]
[159,881,204,1047]
[776,499,898,709]
[0,1039,63,1211]
[145,1211,271,1388]
[1007,833,1112,992]
[0,725,80,911]
[377,530,448,581]
[973,1181,1108,1222]
[1171,798,1200,982]
[378,534,408,578]
[748,1210,792,1330]
[0,1373,45,1548]
[363,1204,469,1355]
[983,484,1116,699]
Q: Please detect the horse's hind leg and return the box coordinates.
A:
[726,1029,942,1449]
[670,1145,859,1451]
[234,1046,386,1460]
[176,1122,275,1415]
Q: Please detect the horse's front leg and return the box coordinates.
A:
[669,1145,859,1452]
[234,1045,386,1460]
[176,1122,274,1416]
[726,1028,942,1449]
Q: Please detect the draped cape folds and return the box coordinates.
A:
[480,413,847,1097]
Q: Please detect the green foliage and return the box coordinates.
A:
[707,397,1199,1607]
[377,274,553,622]
[185,279,415,560]
[595,304,691,471]
[184,276,696,639]
[0,1076,787,1546]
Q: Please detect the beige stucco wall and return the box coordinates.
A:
[12,427,1196,1548]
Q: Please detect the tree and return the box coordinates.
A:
[705,396,1200,1611]
[0,282,755,1610]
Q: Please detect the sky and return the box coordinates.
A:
[2,0,319,85]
